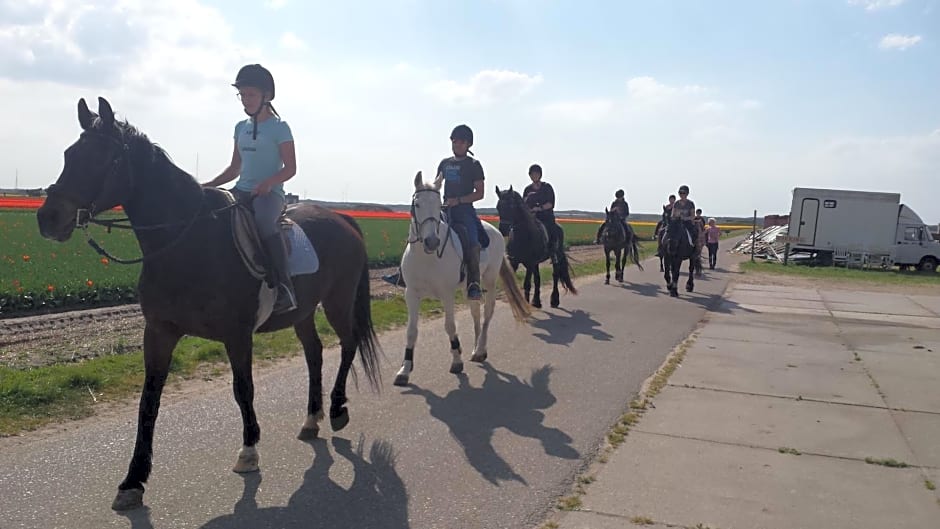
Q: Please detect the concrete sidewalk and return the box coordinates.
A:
[552,282,940,529]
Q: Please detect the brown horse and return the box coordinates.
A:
[36,97,381,511]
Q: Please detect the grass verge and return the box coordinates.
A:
[740,260,940,286]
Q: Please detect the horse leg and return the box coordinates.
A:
[443,295,463,374]
[615,249,624,282]
[471,265,497,362]
[687,257,695,292]
[523,267,534,306]
[321,298,358,431]
[659,255,664,273]
[605,249,611,284]
[225,329,262,474]
[532,265,542,308]
[394,288,422,386]
[670,258,682,297]
[294,318,324,440]
[620,248,628,281]
[550,263,560,308]
[112,323,180,511]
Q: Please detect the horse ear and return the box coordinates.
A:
[605,207,609,214]
[414,171,423,188]
[433,171,444,190]
[495,185,501,194]
[97,97,115,126]
[78,98,95,130]
[509,184,513,192]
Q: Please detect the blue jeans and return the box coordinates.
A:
[447,204,480,248]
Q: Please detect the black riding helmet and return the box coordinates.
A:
[233,64,275,99]
[528,164,542,176]
[450,124,473,145]
[678,185,690,194]
[615,189,625,198]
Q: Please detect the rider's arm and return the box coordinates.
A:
[204,140,241,187]
[462,179,485,204]
[539,183,555,211]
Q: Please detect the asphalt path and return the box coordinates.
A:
[0,245,745,529]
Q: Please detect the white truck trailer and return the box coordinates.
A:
[788,187,940,271]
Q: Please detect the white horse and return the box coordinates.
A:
[393,171,530,386]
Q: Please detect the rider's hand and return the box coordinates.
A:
[445,197,460,207]
[253,179,274,196]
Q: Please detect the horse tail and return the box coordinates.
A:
[499,257,532,322]
[631,235,644,271]
[340,213,382,390]
[554,247,578,294]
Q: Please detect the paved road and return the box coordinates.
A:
[0,249,744,529]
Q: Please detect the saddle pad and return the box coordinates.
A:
[285,222,319,276]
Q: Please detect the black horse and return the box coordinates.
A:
[36,98,382,511]
[495,186,576,308]
[600,208,643,285]
[660,216,698,297]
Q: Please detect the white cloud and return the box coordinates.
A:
[428,69,543,106]
[279,31,307,51]
[625,76,704,105]
[878,34,923,50]
[540,99,615,123]
[848,0,905,11]
[265,0,288,8]
[694,101,726,114]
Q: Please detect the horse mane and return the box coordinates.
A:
[108,118,198,185]
[502,188,540,231]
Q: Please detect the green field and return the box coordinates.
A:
[1,208,650,316]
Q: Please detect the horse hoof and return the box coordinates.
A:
[686,285,694,292]
[470,352,487,363]
[233,446,259,473]
[531,301,542,309]
[449,361,464,374]
[111,488,144,511]
[330,409,350,431]
[297,425,320,441]
[393,373,409,387]
[604,278,610,285]
[670,290,679,298]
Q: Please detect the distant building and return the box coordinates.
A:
[0,188,44,197]
[763,214,790,228]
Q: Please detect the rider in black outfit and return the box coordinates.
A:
[595,189,630,244]
[522,164,560,250]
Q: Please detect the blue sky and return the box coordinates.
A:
[1,0,938,219]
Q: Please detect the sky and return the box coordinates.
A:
[1,0,938,220]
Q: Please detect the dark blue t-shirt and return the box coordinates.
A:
[438,156,485,199]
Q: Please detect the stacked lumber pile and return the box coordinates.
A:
[729,225,790,260]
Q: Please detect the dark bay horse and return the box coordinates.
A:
[600,208,643,284]
[495,186,576,308]
[660,217,697,296]
[36,98,382,511]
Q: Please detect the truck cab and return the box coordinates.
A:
[895,205,940,272]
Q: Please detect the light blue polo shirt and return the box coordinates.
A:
[234,116,293,197]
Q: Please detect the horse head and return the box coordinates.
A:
[495,185,524,236]
[603,208,626,243]
[410,171,444,253]
[38,97,134,242]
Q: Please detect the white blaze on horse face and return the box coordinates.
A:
[412,187,443,253]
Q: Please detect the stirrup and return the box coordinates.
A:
[466,282,482,300]
[273,284,297,314]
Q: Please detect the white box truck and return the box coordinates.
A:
[788,187,940,271]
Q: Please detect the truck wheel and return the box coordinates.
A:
[918,257,938,273]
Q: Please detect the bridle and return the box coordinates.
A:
[408,188,451,258]
[44,129,224,264]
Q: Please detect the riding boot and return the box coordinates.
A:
[382,269,406,288]
[594,223,605,245]
[466,244,482,301]
[263,234,298,314]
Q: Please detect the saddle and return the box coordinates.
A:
[223,191,320,284]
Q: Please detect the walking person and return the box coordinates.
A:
[705,218,721,269]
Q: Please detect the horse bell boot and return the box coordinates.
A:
[263,234,298,314]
